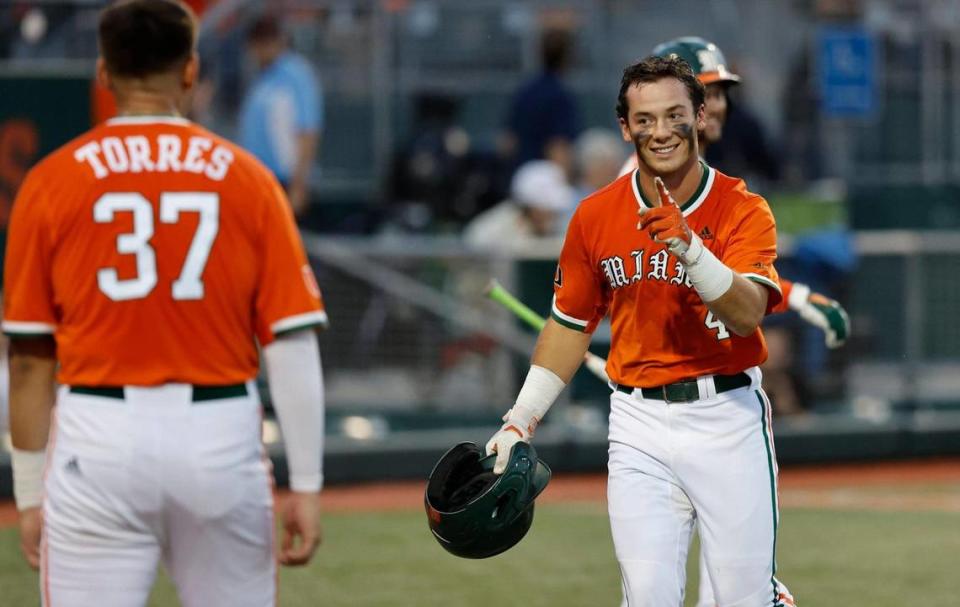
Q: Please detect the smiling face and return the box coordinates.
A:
[618,77,706,177]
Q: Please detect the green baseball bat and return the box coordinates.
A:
[483,279,610,383]
[484,279,548,332]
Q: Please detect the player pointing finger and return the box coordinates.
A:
[639,176,694,260]
[485,55,796,605]
[621,36,850,352]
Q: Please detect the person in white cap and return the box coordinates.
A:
[464,159,575,248]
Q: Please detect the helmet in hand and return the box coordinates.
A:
[424,441,551,559]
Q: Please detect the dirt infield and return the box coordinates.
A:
[315,457,960,514]
[2,458,958,528]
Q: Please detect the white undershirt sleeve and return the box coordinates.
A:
[263,329,325,492]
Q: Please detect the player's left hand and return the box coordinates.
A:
[277,491,322,566]
[638,177,693,259]
[18,506,42,570]
[788,282,850,349]
[485,423,529,475]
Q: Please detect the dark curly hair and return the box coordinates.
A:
[616,55,705,121]
[99,0,196,78]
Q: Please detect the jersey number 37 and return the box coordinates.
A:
[94,192,219,302]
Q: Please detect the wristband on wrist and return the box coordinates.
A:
[787,282,811,311]
[680,234,734,302]
[290,473,323,493]
[504,365,566,437]
[12,448,45,511]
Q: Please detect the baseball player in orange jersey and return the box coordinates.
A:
[622,38,849,352]
[643,37,814,607]
[4,2,327,605]
[486,56,796,605]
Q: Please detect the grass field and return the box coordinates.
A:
[1,498,957,606]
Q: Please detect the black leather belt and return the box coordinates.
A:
[614,372,750,403]
[70,383,248,402]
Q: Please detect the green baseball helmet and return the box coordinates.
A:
[652,36,741,85]
[425,441,551,559]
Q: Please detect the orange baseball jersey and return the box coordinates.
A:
[552,162,782,387]
[622,152,796,314]
[2,116,327,386]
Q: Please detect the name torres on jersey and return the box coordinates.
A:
[74,132,234,181]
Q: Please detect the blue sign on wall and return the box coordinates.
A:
[817,27,877,117]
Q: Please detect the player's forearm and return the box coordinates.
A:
[531,317,593,383]
[670,231,766,336]
[496,318,589,443]
[703,274,768,337]
[8,338,57,451]
[263,329,325,493]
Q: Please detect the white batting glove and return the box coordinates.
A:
[788,282,850,349]
[485,405,538,474]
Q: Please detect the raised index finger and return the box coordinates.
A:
[653,176,678,209]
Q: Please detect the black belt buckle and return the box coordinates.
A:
[662,380,699,403]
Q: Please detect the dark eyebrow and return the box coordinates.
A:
[632,105,687,119]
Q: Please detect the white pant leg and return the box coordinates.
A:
[0,354,9,435]
[159,384,276,607]
[608,392,695,607]
[675,386,787,607]
[694,532,717,607]
[42,390,163,607]
[42,384,276,607]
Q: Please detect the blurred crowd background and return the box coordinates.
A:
[2,0,959,478]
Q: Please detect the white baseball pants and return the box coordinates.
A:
[40,382,276,607]
[607,368,793,607]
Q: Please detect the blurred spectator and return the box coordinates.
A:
[781,0,865,186]
[704,87,782,189]
[564,128,626,231]
[463,160,574,248]
[503,27,581,175]
[574,128,626,198]
[239,14,322,220]
[388,93,508,232]
[3,5,88,60]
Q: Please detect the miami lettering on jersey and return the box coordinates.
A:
[552,162,782,387]
[2,116,327,387]
[599,249,693,290]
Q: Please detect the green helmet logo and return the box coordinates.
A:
[652,36,741,85]
[424,441,551,559]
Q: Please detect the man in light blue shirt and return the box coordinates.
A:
[240,15,322,217]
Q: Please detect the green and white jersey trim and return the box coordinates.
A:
[550,296,590,332]
[106,116,191,126]
[755,389,781,580]
[271,310,329,336]
[743,274,782,295]
[2,320,56,336]
[631,161,716,217]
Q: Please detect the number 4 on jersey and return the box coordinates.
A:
[704,310,730,340]
[94,192,219,301]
